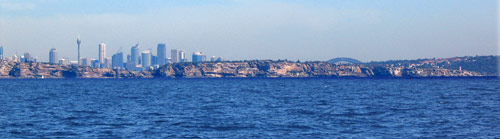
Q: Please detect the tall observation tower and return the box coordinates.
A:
[77,35,81,65]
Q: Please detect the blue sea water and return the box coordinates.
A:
[0,78,499,138]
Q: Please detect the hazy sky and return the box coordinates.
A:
[0,0,498,62]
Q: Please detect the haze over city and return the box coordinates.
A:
[0,0,498,62]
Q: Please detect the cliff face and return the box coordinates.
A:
[157,61,483,78]
[157,61,370,78]
[0,60,153,79]
[0,60,484,79]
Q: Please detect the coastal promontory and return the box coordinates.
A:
[0,55,496,79]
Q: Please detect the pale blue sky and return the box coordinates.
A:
[0,0,498,62]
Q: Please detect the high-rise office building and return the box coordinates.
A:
[131,44,140,66]
[151,55,157,66]
[179,50,185,62]
[0,46,3,60]
[19,56,25,63]
[24,53,31,62]
[171,49,178,63]
[192,52,206,63]
[99,43,106,67]
[157,43,166,65]
[49,48,58,64]
[81,57,91,66]
[104,58,111,68]
[142,50,152,68]
[91,59,100,68]
[112,52,124,69]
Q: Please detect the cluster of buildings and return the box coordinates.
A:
[0,45,40,63]
[0,36,226,71]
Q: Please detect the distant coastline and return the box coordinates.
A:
[0,55,498,79]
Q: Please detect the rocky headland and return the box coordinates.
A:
[0,59,489,79]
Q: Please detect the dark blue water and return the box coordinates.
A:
[0,78,499,138]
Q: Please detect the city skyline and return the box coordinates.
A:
[0,0,498,62]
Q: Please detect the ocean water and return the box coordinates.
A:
[0,78,499,138]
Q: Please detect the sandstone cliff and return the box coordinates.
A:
[0,60,152,79]
[0,60,484,79]
[157,61,482,78]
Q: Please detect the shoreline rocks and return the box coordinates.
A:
[0,60,488,79]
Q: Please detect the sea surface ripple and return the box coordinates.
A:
[0,78,499,138]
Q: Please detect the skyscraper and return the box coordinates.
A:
[91,59,100,68]
[179,50,185,62]
[192,52,206,63]
[49,48,58,64]
[77,35,81,65]
[131,44,140,66]
[142,50,152,68]
[171,49,178,63]
[81,57,91,66]
[0,46,3,60]
[157,43,166,66]
[151,55,157,66]
[99,43,106,67]
[112,52,124,69]
[24,53,31,62]
[104,58,111,68]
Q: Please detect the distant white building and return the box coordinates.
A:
[99,43,106,67]
[59,58,70,65]
[179,50,186,62]
[142,50,152,68]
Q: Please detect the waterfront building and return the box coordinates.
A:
[192,52,206,63]
[142,50,152,68]
[157,43,166,66]
[131,44,140,66]
[99,43,106,67]
[24,53,31,62]
[49,48,58,64]
[179,50,186,62]
[112,52,124,69]
[171,49,178,63]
